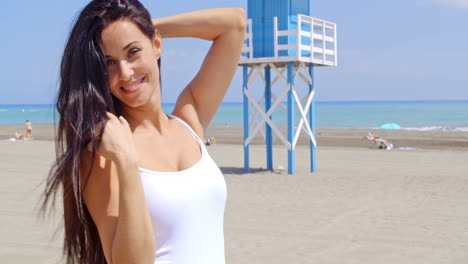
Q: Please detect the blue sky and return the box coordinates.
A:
[1,0,467,104]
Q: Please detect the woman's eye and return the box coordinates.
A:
[106,59,115,67]
[129,48,140,57]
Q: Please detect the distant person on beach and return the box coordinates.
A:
[25,120,32,139]
[205,136,217,146]
[10,124,31,141]
[42,1,244,264]
[364,132,393,149]
[14,131,25,140]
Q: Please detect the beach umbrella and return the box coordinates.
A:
[379,123,401,130]
[379,123,400,143]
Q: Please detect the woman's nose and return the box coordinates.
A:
[118,60,134,81]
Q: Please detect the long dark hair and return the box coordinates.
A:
[41,1,159,263]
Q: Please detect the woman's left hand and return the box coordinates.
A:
[87,112,138,163]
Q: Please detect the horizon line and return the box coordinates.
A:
[1,99,468,106]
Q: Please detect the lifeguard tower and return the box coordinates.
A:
[239,0,337,174]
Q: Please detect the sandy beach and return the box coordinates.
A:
[1,124,468,263]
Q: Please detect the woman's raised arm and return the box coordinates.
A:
[153,8,246,137]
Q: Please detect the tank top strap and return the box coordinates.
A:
[168,114,204,146]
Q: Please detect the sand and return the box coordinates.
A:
[1,124,468,263]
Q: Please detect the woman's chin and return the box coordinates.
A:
[116,85,158,109]
[122,95,155,109]
[124,99,147,109]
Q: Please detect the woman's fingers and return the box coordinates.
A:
[106,111,118,121]
[85,112,136,160]
[119,116,130,128]
[86,141,93,152]
[86,112,113,153]
[119,115,127,124]
[106,112,130,128]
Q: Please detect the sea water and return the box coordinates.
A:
[1,101,467,131]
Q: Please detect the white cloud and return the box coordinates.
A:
[434,0,468,8]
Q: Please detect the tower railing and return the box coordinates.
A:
[240,15,337,66]
[241,19,253,59]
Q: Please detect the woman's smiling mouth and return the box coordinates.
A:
[121,77,145,94]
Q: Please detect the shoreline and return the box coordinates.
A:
[1,123,467,150]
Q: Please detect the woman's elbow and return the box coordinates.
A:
[232,8,246,32]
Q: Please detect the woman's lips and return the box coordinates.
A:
[120,77,144,94]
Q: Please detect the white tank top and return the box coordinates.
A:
[139,114,227,264]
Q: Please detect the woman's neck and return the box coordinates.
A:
[122,100,169,135]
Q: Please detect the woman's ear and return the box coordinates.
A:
[153,29,162,58]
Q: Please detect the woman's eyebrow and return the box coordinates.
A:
[122,41,139,51]
[105,41,140,58]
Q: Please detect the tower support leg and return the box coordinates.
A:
[243,65,250,172]
[287,62,295,175]
[309,64,317,172]
[265,66,273,170]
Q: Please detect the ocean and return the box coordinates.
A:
[0,101,467,131]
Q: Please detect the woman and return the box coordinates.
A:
[41,0,245,263]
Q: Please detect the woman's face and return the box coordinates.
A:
[101,19,161,108]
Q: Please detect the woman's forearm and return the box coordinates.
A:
[153,8,246,41]
[111,157,155,264]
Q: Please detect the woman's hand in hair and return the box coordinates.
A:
[87,112,137,163]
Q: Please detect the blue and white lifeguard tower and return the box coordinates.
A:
[239,0,337,174]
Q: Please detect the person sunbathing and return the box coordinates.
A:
[205,136,217,146]
[15,131,26,140]
[364,132,394,149]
